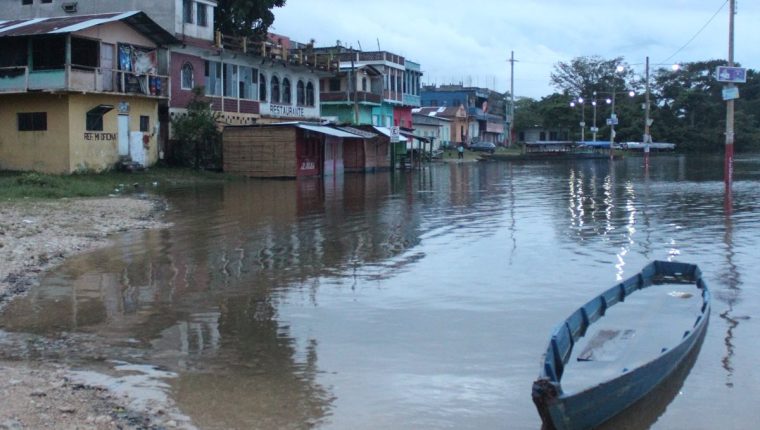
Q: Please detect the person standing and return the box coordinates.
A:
[457,144,464,159]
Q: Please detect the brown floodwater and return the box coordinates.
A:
[1,154,759,429]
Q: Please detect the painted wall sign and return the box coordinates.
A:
[300,160,316,171]
[84,132,118,141]
[270,104,305,117]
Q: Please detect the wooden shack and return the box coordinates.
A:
[336,126,390,172]
[223,123,361,178]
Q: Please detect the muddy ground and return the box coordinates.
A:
[0,196,194,429]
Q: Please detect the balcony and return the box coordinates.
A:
[320,91,382,105]
[0,65,169,98]
[402,94,421,107]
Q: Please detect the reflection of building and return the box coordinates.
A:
[0,12,175,173]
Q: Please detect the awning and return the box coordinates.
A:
[373,126,408,142]
[87,104,114,116]
[400,131,430,143]
[297,124,362,138]
[335,126,378,139]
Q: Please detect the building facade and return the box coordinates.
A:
[420,84,508,145]
[314,47,422,127]
[0,12,175,173]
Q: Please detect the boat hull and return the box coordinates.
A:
[532,261,711,430]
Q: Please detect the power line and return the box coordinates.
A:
[659,0,729,64]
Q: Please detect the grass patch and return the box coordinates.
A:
[0,167,235,200]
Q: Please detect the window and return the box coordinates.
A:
[239,66,256,100]
[71,37,99,69]
[32,36,65,70]
[17,112,47,131]
[183,0,193,24]
[196,3,207,27]
[306,81,315,106]
[271,76,280,103]
[181,62,194,89]
[259,73,267,101]
[86,105,112,131]
[41,0,53,3]
[296,80,305,105]
[362,77,367,92]
[22,0,33,5]
[140,116,150,132]
[328,78,340,92]
[224,64,237,97]
[205,60,221,96]
[282,78,291,104]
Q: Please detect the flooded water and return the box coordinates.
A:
[2,154,760,429]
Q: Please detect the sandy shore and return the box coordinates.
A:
[0,196,190,429]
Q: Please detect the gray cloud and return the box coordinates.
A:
[274,0,760,98]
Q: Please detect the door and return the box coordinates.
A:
[100,43,114,91]
[118,115,129,157]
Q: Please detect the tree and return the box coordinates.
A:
[171,87,222,169]
[216,0,286,39]
[551,56,635,98]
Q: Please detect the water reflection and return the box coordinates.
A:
[0,156,759,429]
[718,190,741,388]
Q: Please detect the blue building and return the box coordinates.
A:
[420,84,507,145]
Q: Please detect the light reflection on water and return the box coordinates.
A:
[1,154,759,429]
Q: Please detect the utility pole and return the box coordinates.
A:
[644,56,651,168]
[725,0,736,193]
[609,86,616,160]
[508,51,516,147]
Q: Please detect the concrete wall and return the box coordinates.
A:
[0,92,158,173]
[68,94,159,172]
[0,93,70,173]
[76,21,157,49]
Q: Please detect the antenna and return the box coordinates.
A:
[357,41,362,51]
[376,38,381,51]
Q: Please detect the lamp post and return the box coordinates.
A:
[569,97,586,142]
[608,64,625,159]
[591,92,598,141]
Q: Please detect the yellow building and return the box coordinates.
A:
[0,12,175,173]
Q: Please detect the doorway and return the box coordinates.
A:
[118,114,129,157]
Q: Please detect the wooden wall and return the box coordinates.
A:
[223,126,298,177]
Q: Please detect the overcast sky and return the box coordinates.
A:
[272,0,759,99]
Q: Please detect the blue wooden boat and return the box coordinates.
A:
[532,261,710,430]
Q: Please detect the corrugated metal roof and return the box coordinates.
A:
[373,126,408,142]
[335,126,378,139]
[298,124,361,138]
[0,11,177,45]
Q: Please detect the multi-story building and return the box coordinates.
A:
[420,84,507,145]
[0,12,175,173]
[6,0,332,163]
[315,46,422,127]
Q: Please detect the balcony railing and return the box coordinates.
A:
[0,65,169,97]
[320,91,382,104]
[215,32,338,72]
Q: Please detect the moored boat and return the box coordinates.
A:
[532,261,710,430]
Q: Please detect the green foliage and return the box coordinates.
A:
[171,87,223,170]
[0,167,234,200]
[519,56,760,150]
[216,0,286,39]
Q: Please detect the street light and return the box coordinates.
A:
[570,97,586,142]
[591,91,598,141]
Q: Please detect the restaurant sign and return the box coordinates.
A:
[269,103,306,118]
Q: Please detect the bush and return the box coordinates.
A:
[171,87,222,170]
